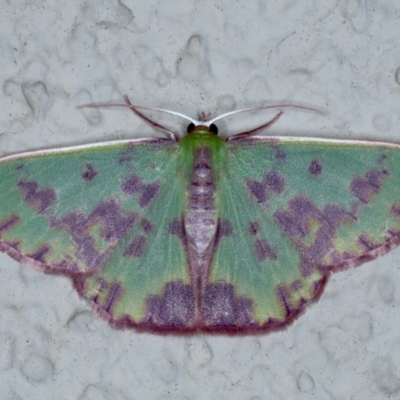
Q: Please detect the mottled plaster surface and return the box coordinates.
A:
[1,1,400,399]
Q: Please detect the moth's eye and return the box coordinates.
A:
[187,123,195,133]
[210,124,218,135]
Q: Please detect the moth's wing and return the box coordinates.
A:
[205,137,400,333]
[0,139,195,332]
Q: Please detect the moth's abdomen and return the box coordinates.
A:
[185,146,218,262]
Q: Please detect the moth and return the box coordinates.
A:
[0,96,399,334]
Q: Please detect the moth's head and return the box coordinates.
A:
[186,123,219,136]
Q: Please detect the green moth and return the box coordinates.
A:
[0,96,399,334]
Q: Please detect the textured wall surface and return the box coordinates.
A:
[1,1,400,399]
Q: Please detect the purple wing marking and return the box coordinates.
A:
[308,159,322,176]
[276,285,306,318]
[0,215,20,233]
[119,146,134,164]
[168,217,186,244]
[271,145,286,160]
[391,204,400,217]
[121,174,160,208]
[144,281,196,328]
[246,170,285,203]
[123,236,147,258]
[81,164,98,182]
[290,280,303,291]
[82,279,124,318]
[247,221,277,262]
[350,169,389,204]
[202,283,254,328]
[214,218,233,248]
[299,257,316,277]
[18,180,56,213]
[140,218,153,234]
[358,235,381,251]
[249,221,261,236]
[27,245,51,262]
[254,238,277,262]
[101,282,123,314]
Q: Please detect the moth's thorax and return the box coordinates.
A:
[184,144,218,266]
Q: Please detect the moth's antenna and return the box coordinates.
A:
[227,111,284,141]
[77,95,199,141]
[204,103,327,141]
[122,96,180,141]
[207,103,326,125]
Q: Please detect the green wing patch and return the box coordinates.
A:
[204,138,400,332]
[0,139,196,331]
